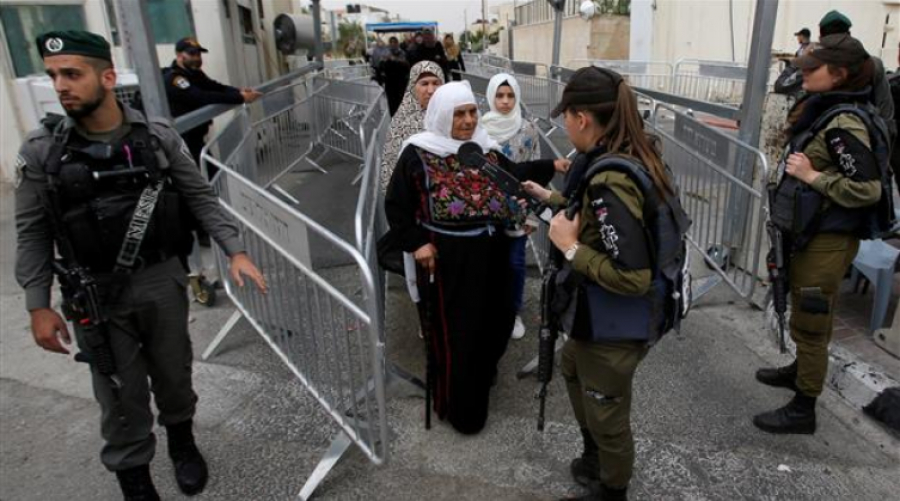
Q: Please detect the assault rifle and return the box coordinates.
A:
[52,260,124,389]
[766,223,788,354]
[536,248,560,431]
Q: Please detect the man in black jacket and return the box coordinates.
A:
[163,37,262,178]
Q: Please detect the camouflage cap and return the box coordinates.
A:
[36,30,112,61]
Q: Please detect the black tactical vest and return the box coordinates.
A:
[769,99,894,249]
[46,119,194,273]
[563,155,692,344]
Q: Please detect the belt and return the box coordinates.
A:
[421,222,498,237]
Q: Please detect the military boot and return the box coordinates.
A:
[166,420,209,495]
[559,484,628,501]
[752,393,817,435]
[115,464,160,501]
[570,428,601,490]
[755,360,798,391]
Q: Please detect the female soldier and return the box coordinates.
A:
[755,34,885,434]
[482,73,570,340]
[380,61,444,192]
[524,67,682,501]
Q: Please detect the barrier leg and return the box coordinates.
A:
[691,274,723,303]
[297,430,354,501]
[201,310,243,360]
[385,362,425,398]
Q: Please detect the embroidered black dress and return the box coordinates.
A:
[385,145,553,434]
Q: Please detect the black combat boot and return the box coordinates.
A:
[570,428,601,490]
[166,420,209,495]
[752,393,817,434]
[755,360,798,391]
[560,484,628,501]
[115,464,160,501]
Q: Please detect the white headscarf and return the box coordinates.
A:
[480,73,524,143]
[402,81,499,158]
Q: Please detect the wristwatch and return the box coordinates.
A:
[564,242,580,262]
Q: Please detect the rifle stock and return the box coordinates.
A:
[537,253,560,431]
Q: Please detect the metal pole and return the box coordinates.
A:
[312,0,325,64]
[723,0,778,260]
[510,0,516,59]
[117,0,170,119]
[508,18,515,60]
[737,0,778,150]
[330,10,339,49]
[482,0,488,54]
[551,1,565,67]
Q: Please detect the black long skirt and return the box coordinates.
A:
[419,230,516,434]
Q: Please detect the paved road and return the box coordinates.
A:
[1,159,897,501]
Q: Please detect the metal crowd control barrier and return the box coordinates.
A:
[217,77,385,196]
[569,59,674,92]
[651,102,768,305]
[202,161,389,500]
[199,76,409,500]
[672,59,747,107]
[325,64,375,83]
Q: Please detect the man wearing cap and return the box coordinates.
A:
[794,28,811,57]
[15,30,267,500]
[163,37,262,178]
[818,10,895,139]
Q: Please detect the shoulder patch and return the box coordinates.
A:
[173,76,190,89]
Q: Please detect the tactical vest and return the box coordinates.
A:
[563,155,692,345]
[44,116,194,273]
[769,102,895,249]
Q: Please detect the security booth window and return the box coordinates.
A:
[146,0,194,43]
[0,4,87,77]
[103,0,196,46]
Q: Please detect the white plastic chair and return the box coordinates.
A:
[850,239,900,333]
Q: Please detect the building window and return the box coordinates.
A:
[147,0,195,44]
[1,4,87,77]
[239,6,255,45]
[103,0,195,46]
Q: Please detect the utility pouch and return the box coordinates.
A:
[552,265,582,316]
[799,287,829,315]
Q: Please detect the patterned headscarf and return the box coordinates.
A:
[380,60,445,192]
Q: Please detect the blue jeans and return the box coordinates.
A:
[510,235,527,313]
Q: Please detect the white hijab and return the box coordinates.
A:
[402,81,498,158]
[480,73,524,143]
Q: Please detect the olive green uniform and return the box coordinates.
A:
[549,170,652,489]
[15,105,244,471]
[784,113,879,397]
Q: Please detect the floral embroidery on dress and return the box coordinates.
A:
[497,120,541,164]
[417,148,523,227]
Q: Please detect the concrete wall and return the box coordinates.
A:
[510,15,630,66]
[648,0,898,65]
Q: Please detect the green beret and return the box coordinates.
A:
[819,10,852,30]
[35,30,112,62]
